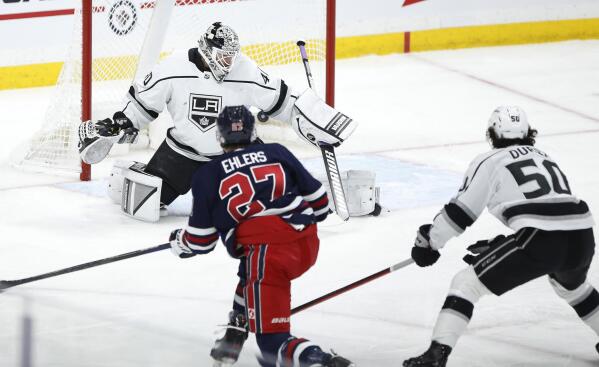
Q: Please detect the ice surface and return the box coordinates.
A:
[1,41,599,366]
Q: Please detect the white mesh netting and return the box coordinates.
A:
[11,0,328,177]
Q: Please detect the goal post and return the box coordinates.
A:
[326,0,335,107]
[81,0,176,181]
[81,0,92,181]
[11,0,336,181]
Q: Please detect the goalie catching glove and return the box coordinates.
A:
[292,88,358,148]
[79,111,139,164]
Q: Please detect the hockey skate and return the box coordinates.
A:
[297,346,355,367]
[326,351,356,367]
[370,202,383,217]
[403,341,452,367]
[210,311,248,366]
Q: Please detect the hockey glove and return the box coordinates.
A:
[169,229,196,259]
[99,111,139,143]
[462,234,506,265]
[292,88,357,149]
[411,224,440,267]
[79,112,138,143]
[79,112,139,164]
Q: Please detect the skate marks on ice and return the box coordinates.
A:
[301,305,598,366]
[289,154,461,212]
[407,48,599,125]
[0,289,216,367]
[54,154,462,215]
[55,179,194,216]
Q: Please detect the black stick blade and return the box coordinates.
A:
[0,280,16,291]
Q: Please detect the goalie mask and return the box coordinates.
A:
[216,105,257,146]
[198,22,240,82]
[487,105,529,141]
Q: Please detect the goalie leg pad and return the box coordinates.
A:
[345,170,378,217]
[314,169,380,217]
[107,160,145,204]
[121,167,162,222]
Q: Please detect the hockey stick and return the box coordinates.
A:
[0,243,170,291]
[291,258,414,315]
[296,40,350,221]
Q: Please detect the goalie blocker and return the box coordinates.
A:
[292,88,357,148]
[292,88,360,219]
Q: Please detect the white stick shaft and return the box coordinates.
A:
[390,258,415,272]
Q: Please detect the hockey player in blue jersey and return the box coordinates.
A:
[168,105,355,367]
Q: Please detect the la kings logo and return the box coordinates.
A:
[188,94,222,131]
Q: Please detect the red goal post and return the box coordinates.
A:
[13,0,336,181]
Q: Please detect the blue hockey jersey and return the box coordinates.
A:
[182,143,329,257]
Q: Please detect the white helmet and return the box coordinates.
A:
[487,106,529,139]
[198,22,240,82]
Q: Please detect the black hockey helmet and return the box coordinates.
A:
[217,105,257,146]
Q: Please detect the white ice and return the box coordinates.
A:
[1,40,599,367]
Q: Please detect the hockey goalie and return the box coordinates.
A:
[78,22,380,221]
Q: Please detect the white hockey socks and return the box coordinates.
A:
[432,267,491,348]
[549,277,599,336]
[432,301,471,348]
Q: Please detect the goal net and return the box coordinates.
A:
[10,0,333,180]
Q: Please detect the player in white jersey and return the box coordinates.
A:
[78,22,358,216]
[404,106,597,367]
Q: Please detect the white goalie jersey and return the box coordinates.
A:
[429,145,595,250]
[121,48,297,161]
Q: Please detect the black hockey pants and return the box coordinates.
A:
[471,227,595,295]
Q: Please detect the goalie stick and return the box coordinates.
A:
[0,243,170,291]
[297,40,350,221]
